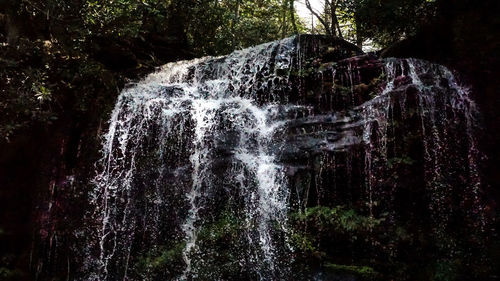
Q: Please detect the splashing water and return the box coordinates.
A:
[89,37,300,281]
[84,36,486,281]
[356,58,484,246]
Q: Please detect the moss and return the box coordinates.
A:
[0,252,27,280]
[189,210,248,280]
[0,267,24,279]
[292,206,384,233]
[197,210,243,243]
[387,156,416,168]
[289,231,325,257]
[289,205,388,277]
[154,242,185,268]
[334,84,352,96]
[324,263,379,280]
[133,241,186,278]
[432,259,460,281]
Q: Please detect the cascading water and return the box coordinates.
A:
[80,35,487,281]
[87,38,299,281]
[356,58,484,231]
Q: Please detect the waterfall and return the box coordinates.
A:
[83,36,486,281]
[88,37,299,281]
[357,58,484,232]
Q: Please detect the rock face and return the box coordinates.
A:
[32,35,491,281]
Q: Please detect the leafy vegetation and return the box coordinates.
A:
[0,0,307,141]
[287,202,496,280]
[133,242,186,280]
[289,206,385,276]
[291,205,383,233]
[324,263,379,280]
[303,0,438,47]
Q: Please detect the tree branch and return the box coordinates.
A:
[305,0,331,35]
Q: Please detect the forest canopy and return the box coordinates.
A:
[0,0,491,141]
[1,0,440,55]
[0,0,442,140]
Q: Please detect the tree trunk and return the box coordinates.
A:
[289,0,298,34]
[330,0,342,38]
[282,0,287,38]
[306,0,331,35]
[232,0,241,48]
[329,1,336,36]
[166,0,192,52]
[355,14,362,48]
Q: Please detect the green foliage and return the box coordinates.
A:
[81,0,305,55]
[133,242,186,279]
[289,206,390,279]
[432,259,460,281]
[304,0,438,47]
[0,267,23,279]
[0,251,26,280]
[345,0,438,46]
[186,0,306,55]
[197,210,242,243]
[387,156,416,169]
[324,263,379,280]
[292,206,384,234]
[83,0,158,37]
[0,0,306,140]
[289,205,384,265]
[0,38,118,141]
[188,209,249,280]
[289,231,318,254]
[30,71,52,102]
